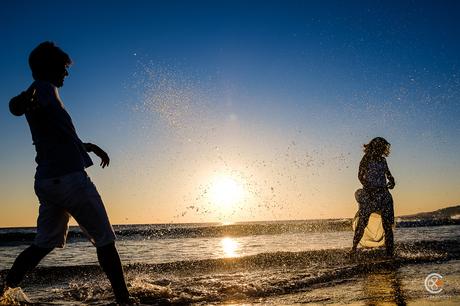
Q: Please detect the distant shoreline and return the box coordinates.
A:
[1,204,458,230]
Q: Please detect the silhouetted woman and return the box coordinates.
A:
[352,137,396,256]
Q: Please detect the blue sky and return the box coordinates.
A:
[1,0,459,226]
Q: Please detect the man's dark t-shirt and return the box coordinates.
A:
[25,81,93,179]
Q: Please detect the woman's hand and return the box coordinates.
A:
[387,177,395,189]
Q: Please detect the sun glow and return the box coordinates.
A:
[209,175,244,208]
[221,237,239,257]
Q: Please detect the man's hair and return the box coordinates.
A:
[29,41,72,80]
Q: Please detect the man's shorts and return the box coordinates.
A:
[33,171,116,248]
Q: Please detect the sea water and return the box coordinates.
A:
[1,221,459,305]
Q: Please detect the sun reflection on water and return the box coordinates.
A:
[221,237,239,257]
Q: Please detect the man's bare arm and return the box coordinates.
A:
[9,87,37,116]
[84,143,110,168]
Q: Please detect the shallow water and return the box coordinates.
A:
[260,260,460,305]
[1,223,458,269]
[0,222,459,304]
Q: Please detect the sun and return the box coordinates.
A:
[209,175,244,208]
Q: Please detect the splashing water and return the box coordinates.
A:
[124,60,359,222]
[0,287,32,305]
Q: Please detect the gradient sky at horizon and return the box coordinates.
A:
[1,0,459,227]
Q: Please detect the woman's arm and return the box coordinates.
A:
[358,158,367,186]
[385,160,395,189]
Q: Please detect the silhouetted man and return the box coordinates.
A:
[3,41,137,305]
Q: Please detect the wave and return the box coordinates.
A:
[0,220,351,246]
[1,219,459,246]
[1,239,458,304]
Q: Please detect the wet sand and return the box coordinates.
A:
[246,260,460,305]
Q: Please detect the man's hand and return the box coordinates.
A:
[9,87,38,116]
[85,143,110,168]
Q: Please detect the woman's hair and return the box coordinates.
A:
[363,137,391,157]
[29,41,72,80]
